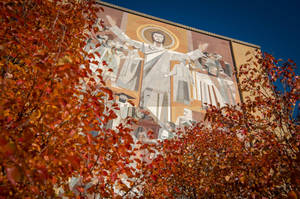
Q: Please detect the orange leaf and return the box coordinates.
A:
[2,142,16,156]
[225,175,230,182]
[288,191,297,199]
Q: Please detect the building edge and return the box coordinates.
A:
[97,0,261,49]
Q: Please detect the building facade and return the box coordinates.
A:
[87,1,260,140]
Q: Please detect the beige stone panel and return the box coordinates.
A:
[171,101,205,123]
[231,43,290,140]
[97,5,124,28]
[231,42,260,101]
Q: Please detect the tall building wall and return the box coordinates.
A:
[87,1,260,139]
[231,42,259,102]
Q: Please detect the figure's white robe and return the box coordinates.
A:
[110,25,204,122]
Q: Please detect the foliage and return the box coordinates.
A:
[143,51,300,198]
[1,0,299,198]
[0,0,142,198]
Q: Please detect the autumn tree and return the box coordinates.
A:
[0,0,143,198]
[1,1,299,199]
[142,51,300,198]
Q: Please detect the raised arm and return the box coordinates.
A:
[106,15,142,49]
[170,43,208,61]
[187,43,208,60]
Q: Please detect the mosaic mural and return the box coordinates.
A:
[85,5,241,140]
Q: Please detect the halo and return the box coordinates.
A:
[137,24,179,50]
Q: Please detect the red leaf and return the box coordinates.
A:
[96,68,103,74]
[95,43,101,48]
[76,186,84,193]
[99,87,113,100]
[150,175,156,181]
[0,137,8,145]
[30,186,39,194]
[91,60,99,65]
[102,60,108,66]
[87,133,93,144]
[102,171,108,176]
[52,176,57,184]
[108,110,118,120]
[88,53,95,59]
[6,167,21,186]
[17,80,24,85]
[111,173,117,182]
[94,51,101,58]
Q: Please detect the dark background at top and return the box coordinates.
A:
[99,0,300,118]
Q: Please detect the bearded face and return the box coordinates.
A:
[152,32,165,44]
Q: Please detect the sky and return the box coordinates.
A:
[100,0,299,118]
[100,0,299,70]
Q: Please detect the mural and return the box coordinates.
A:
[85,5,241,140]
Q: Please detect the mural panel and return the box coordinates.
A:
[86,5,241,140]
